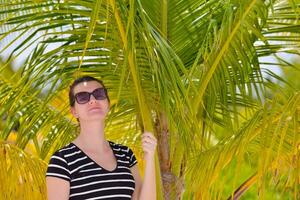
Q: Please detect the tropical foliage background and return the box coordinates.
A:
[0,0,300,199]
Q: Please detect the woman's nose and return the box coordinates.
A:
[88,95,98,104]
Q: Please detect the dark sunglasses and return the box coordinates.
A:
[74,88,107,104]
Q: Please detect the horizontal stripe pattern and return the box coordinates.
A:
[46,141,137,199]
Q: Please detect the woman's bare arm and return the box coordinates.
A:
[131,132,157,200]
[46,177,70,200]
[130,165,142,200]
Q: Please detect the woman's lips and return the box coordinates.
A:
[88,107,102,111]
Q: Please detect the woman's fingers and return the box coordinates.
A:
[142,132,156,140]
[141,132,157,159]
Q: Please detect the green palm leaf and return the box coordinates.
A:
[0,0,300,199]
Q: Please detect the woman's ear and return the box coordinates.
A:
[70,107,79,118]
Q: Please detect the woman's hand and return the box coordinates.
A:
[141,132,157,161]
[139,131,157,200]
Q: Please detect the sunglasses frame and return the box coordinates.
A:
[74,87,107,104]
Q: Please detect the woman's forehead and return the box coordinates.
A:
[73,81,103,93]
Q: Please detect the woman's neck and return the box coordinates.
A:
[75,120,109,151]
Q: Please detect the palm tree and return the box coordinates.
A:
[0,0,299,199]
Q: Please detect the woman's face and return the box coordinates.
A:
[71,80,110,122]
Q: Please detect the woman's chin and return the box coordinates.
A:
[87,112,107,120]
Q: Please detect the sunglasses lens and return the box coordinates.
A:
[93,88,107,100]
[75,92,90,104]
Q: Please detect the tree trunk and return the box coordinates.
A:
[155,112,184,199]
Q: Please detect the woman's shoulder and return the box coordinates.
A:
[46,143,74,181]
[50,143,77,158]
[108,141,132,153]
[108,141,137,167]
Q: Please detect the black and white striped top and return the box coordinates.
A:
[46,141,137,200]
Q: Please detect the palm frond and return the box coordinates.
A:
[0,140,47,199]
[185,91,300,198]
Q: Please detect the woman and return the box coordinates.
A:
[46,76,157,199]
